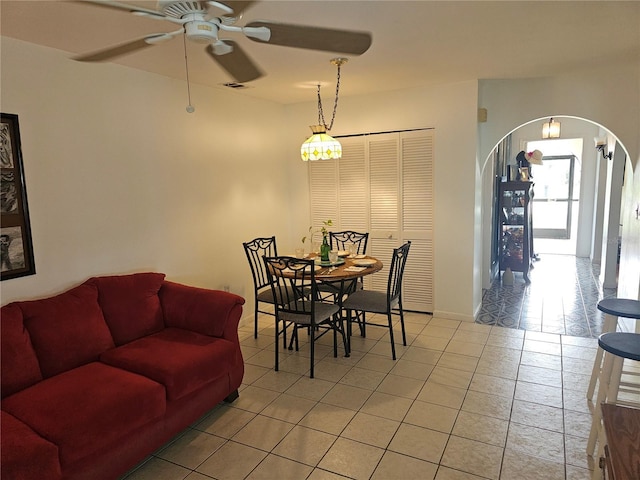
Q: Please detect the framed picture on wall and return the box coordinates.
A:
[1,113,35,280]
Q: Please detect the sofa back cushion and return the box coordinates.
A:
[89,273,166,345]
[18,283,115,378]
[1,304,43,398]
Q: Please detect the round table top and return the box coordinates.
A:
[597,298,640,319]
[311,254,383,281]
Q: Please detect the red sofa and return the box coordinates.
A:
[0,272,245,480]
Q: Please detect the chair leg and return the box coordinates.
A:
[606,355,624,403]
[399,304,407,346]
[283,320,288,349]
[254,302,259,339]
[346,310,352,355]
[310,324,315,379]
[287,322,296,350]
[587,313,618,398]
[340,314,350,357]
[387,312,396,360]
[353,311,365,337]
[587,351,615,454]
[587,346,605,399]
[274,318,280,372]
[361,311,367,338]
[333,316,338,358]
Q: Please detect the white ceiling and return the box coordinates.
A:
[1,0,639,104]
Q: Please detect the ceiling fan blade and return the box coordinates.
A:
[245,21,372,55]
[77,0,165,18]
[223,1,258,18]
[73,34,167,62]
[206,41,263,83]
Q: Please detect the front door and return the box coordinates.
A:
[531,155,578,239]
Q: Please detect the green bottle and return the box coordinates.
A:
[320,235,330,262]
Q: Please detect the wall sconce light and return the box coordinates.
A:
[542,118,561,139]
[594,137,613,160]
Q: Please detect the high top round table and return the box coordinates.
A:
[587,298,640,399]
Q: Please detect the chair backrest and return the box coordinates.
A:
[329,231,369,254]
[243,236,278,291]
[262,256,317,323]
[387,241,411,306]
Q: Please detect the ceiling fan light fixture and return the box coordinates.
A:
[542,117,561,139]
[185,19,219,42]
[301,125,342,161]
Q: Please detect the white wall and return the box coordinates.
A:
[0,38,293,305]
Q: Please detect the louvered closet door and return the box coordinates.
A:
[337,137,368,231]
[308,130,434,313]
[367,133,400,293]
[400,130,434,312]
[309,158,338,231]
[308,137,366,234]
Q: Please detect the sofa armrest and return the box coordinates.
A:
[159,281,245,340]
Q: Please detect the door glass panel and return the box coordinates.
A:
[530,156,575,238]
[533,201,569,229]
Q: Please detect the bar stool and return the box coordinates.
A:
[587,332,640,467]
[587,298,640,399]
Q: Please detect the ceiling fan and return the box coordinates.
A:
[74,0,373,83]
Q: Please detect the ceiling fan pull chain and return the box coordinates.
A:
[183,34,195,113]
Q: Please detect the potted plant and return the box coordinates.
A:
[302,219,333,261]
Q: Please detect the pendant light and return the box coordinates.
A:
[542,117,561,139]
[301,58,347,161]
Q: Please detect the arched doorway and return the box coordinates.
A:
[478,116,630,337]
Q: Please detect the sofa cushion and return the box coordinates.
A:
[0,304,43,398]
[100,327,235,401]
[18,284,115,378]
[90,273,166,345]
[0,410,62,480]
[1,362,165,468]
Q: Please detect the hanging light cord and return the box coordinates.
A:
[317,60,342,131]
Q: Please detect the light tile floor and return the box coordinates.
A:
[122,312,603,480]
[477,254,617,337]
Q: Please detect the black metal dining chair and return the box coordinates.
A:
[329,231,369,255]
[319,231,370,302]
[262,256,349,378]
[342,241,411,360]
[242,236,283,340]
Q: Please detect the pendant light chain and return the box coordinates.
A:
[317,60,342,132]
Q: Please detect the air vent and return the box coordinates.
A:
[222,82,248,89]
